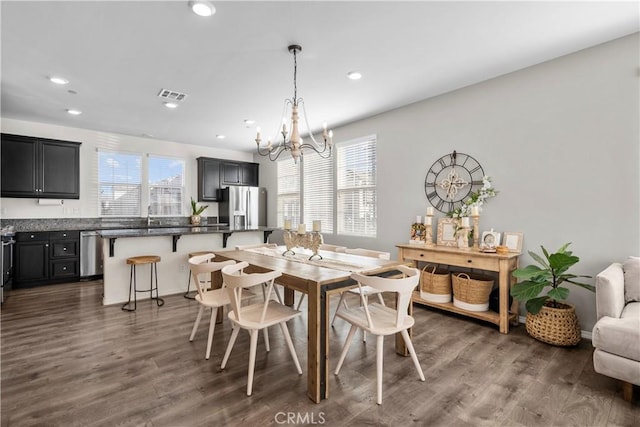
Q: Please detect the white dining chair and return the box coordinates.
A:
[235,243,283,304]
[334,265,425,404]
[331,248,392,341]
[221,261,303,396]
[188,253,237,360]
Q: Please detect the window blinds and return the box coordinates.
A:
[303,151,334,233]
[148,156,185,216]
[98,151,142,217]
[277,157,300,228]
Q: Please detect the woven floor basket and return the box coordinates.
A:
[452,272,494,311]
[420,265,451,303]
[525,302,581,346]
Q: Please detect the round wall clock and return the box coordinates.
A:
[424,150,485,213]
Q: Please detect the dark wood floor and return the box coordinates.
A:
[1,281,638,426]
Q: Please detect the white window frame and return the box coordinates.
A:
[98,150,142,217]
[148,154,186,217]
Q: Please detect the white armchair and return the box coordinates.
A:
[592,257,640,401]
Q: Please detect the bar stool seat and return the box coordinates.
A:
[184,251,215,299]
[122,255,164,311]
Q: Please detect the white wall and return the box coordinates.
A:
[257,33,640,331]
[0,118,254,220]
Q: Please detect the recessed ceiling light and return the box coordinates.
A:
[216,135,225,139]
[347,71,362,80]
[50,76,69,85]
[164,102,178,109]
[66,109,82,115]
[189,1,215,17]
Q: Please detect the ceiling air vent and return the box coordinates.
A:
[157,88,188,102]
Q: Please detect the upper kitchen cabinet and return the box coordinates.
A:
[220,161,259,187]
[1,134,81,199]
[197,157,220,201]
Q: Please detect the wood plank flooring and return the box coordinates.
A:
[1,281,638,426]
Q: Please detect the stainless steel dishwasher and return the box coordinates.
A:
[80,231,104,279]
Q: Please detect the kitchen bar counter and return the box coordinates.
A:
[98,226,274,257]
[101,227,275,305]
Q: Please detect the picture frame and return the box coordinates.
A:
[410,222,426,244]
[437,218,458,247]
[480,230,501,249]
[502,231,524,253]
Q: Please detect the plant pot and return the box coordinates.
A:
[525,301,581,346]
[190,215,201,225]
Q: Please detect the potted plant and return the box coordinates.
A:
[510,242,594,346]
[190,197,208,225]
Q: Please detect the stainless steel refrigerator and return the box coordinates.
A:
[219,186,267,229]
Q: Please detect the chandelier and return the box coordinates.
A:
[255,44,333,164]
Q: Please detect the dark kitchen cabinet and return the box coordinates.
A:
[1,133,81,199]
[14,231,80,286]
[197,157,220,201]
[220,161,259,186]
[15,233,49,284]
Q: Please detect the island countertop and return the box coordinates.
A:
[98,226,276,256]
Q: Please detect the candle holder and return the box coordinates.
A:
[283,230,323,260]
[425,214,434,247]
[471,214,480,249]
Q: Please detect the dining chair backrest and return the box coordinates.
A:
[235,243,278,250]
[350,265,419,329]
[222,261,283,325]
[188,253,236,300]
[344,248,391,260]
[319,243,347,253]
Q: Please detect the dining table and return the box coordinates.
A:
[211,245,410,403]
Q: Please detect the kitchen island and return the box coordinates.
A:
[98,226,275,305]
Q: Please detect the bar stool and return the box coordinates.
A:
[122,255,164,311]
[184,251,214,299]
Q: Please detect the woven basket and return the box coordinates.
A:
[452,272,494,312]
[525,302,581,346]
[420,265,451,303]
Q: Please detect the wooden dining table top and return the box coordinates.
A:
[213,246,406,286]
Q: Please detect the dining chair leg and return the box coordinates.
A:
[205,307,218,360]
[189,306,204,341]
[263,327,270,352]
[334,324,358,375]
[331,292,348,327]
[401,329,425,381]
[221,325,240,369]
[362,295,369,343]
[376,335,384,405]
[295,292,305,311]
[280,322,302,374]
[247,330,259,396]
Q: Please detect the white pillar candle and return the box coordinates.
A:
[461,217,470,227]
[470,206,479,216]
[416,216,422,224]
[284,219,291,230]
[297,224,306,234]
[312,220,321,232]
[426,207,434,216]
[425,216,432,226]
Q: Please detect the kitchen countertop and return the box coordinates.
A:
[97,225,273,238]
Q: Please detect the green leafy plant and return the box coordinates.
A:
[510,242,594,314]
[190,197,208,216]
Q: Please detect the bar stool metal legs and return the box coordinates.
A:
[122,255,164,311]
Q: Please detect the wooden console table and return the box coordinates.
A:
[396,243,520,334]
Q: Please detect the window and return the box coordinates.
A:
[275,135,376,237]
[303,151,334,233]
[277,157,300,228]
[337,137,377,237]
[98,151,142,216]
[149,156,185,216]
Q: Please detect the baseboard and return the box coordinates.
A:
[518,315,592,340]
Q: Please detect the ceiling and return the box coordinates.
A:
[1,1,638,152]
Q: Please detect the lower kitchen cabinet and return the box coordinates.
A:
[14,231,80,286]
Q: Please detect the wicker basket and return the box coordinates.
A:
[525,302,581,346]
[452,272,494,312]
[420,265,451,303]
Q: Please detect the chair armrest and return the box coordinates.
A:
[596,263,626,320]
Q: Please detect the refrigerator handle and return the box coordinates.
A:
[246,189,252,228]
